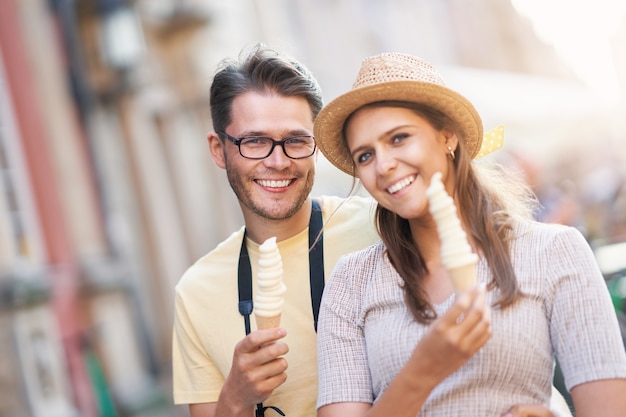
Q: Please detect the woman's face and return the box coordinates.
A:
[345,105,457,220]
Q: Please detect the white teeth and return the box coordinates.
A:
[258,179,291,188]
[387,176,415,194]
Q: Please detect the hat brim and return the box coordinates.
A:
[314,80,483,176]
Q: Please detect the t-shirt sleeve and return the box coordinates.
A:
[317,253,374,408]
[172,287,224,404]
[546,226,626,391]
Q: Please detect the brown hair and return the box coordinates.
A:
[210,43,323,133]
[359,102,537,323]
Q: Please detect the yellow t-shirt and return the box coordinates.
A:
[172,195,379,416]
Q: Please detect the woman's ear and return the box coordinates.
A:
[441,129,459,152]
[208,132,227,169]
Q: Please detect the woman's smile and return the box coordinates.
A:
[386,175,416,194]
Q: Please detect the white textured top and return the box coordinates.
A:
[317,219,626,415]
[426,172,478,269]
[254,236,286,317]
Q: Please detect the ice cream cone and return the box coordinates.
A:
[448,262,477,292]
[254,237,286,329]
[256,314,281,330]
[427,172,479,291]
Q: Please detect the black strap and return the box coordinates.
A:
[256,405,285,417]
[308,199,324,331]
[237,199,324,416]
[237,235,253,335]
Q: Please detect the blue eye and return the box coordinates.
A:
[356,152,372,164]
[391,133,409,143]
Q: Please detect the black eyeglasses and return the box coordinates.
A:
[218,130,316,160]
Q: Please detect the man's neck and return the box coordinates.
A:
[243,198,313,244]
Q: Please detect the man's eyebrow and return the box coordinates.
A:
[237,130,265,137]
[239,129,312,137]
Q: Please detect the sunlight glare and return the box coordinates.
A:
[511,0,626,104]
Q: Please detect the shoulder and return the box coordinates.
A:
[194,226,246,267]
[333,241,387,278]
[510,219,598,286]
[340,239,386,261]
[325,241,387,297]
[319,194,375,209]
[319,195,375,216]
[318,195,377,231]
[511,218,589,253]
[175,226,245,293]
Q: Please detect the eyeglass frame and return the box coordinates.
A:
[217,130,317,160]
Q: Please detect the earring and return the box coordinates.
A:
[447,146,455,161]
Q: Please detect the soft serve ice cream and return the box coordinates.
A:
[426,172,478,291]
[254,236,287,329]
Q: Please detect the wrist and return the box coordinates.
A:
[404,348,448,392]
[215,389,253,417]
[396,365,438,396]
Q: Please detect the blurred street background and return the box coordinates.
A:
[1,0,625,416]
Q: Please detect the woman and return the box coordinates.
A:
[313,52,626,417]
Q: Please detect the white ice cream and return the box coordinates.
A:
[426,172,478,269]
[254,237,287,318]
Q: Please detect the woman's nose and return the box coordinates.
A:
[376,151,397,174]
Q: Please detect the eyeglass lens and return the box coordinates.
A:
[239,136,315,159]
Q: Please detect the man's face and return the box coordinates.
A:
[221,91,316,221]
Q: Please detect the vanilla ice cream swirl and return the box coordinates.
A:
[426,172,478,269]
[254,237,287,317]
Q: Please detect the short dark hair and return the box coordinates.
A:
[209,43,323,133]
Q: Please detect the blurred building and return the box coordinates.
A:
[0,0,624,416]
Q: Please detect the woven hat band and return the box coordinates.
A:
[352,53,448,90]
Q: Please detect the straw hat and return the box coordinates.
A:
[314,52,483,176]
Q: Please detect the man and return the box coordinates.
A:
[172,44,570,417]
[172,44,379,417]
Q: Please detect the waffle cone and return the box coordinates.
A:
[448,263,477,292]
[256,314,281,330]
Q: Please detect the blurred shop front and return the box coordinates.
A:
[0,0,208,415]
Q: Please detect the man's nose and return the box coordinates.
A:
[263,143,291,169]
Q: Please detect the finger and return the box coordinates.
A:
[237,328,287,353]
[456,288,492,350]
[245,356,289,400]
[236,340,289,376]
[253,367,289,399]
[259,358,287,379]
[254,355,289,381]
[453,284,488,329]
[504,404,555,417]
[465,318,492,350]
[440,284,484,326]
[257,340,289,363]
[236,361,289,405]
[457,285,487,328]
